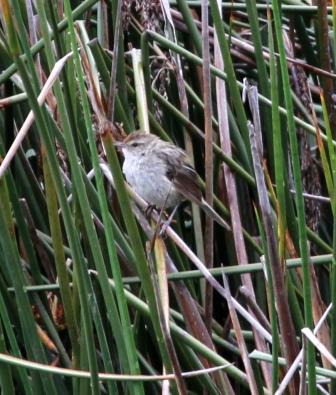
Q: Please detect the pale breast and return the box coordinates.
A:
[122,153,181,208]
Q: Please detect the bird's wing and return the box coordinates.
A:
[158,145,203,204]
[173,164,203,204]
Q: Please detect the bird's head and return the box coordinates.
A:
[115,131,158,157]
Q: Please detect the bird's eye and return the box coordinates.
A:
[131,142,139,147]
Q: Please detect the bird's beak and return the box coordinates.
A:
[114,141,125,151]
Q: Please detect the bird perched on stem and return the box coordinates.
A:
[115,130,230,230]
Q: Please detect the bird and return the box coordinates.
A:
[115,130,230,230]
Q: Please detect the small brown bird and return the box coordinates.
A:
[116,131,230,230]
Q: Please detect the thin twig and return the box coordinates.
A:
[222,273,259,395]
[107,0,122,122]
[275,303,332,395]
[0,52,73,179]
[202,0,214,334]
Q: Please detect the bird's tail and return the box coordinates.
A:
[200,199,231,230]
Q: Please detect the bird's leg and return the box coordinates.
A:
[149,186,174,244]
[159,203,180,237]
